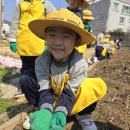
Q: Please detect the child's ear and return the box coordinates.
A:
[75,38,82,47]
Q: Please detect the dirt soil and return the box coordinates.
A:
[65,47,130,130]
[0,47,130,130]
[89,47,130,130]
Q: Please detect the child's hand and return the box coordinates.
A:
[49,126,64,130]
[10,42,17,53]
[49,112,66,129]
[29,109,52,130]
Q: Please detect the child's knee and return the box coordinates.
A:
[20,75,31,85]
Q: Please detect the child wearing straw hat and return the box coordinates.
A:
[66,0,89,19]
[76,9,95,53]
[22,9,107,130]
[66,1,90,54]
[83,9,95,32]
[83,9,95,48]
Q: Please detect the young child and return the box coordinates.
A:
[22,9,107,130]
[9,0,56,73]
[66,0,89,19]
[65,1,90,54]
[83,9,95,48]
[95,34,112,60]
[83,9,94,33]
[76,9,95,53]
[8,0,56,98]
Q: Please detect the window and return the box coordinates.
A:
[122,6,130,15]
[120,17,125,24]
[113,2,119,11]
[100,16,106,22]
[95,16,100,21]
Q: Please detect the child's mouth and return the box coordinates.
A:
[53,48,64,52]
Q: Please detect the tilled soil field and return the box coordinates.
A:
[89,47,130,130]
[66,47,130,130]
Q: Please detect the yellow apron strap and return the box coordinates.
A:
[101,47,107,57]
[51,73,70,109]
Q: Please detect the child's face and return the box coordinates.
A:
[67,0,83,9]
[83,19,90,24]
[46,26,77,62]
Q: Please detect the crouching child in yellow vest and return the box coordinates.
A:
[22,9,107,130]
[95,34,112,60]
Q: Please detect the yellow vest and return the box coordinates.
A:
[109,40,116,55]
[109,40,115,47]
[75,44,87,54]
[17,0,46,56]
[111,47,116,55]
[71,78,107,115]
[100,37,109,44]
[101,47,108,57]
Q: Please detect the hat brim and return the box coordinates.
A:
[29,19,95,46]
[83,16,95,20]
[105,35,111,38]
[80,1,89,8]
[65,0,89,8]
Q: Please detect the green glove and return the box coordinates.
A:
[10,42,17,53]
[29,109,52,130]
[84,24,92,32]
[49,112,66,129]
[44,45,48,51]
[49,126,64,130]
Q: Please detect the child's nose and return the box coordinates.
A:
[54,38,63,46]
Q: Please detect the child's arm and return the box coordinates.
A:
[35,53,54,112]
[8,0,22,42]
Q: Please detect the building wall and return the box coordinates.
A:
[2,19,10,35]
[88,0,130,34]
[89,0,111,34]
[2,23,10,34]
[106,0,130,32]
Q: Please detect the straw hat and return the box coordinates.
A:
[100,38,109,44]
[80,0,89,8]
[66,0,89,8]
[29,8,95,46]
[104,34,111,38]
[83,10,95,20]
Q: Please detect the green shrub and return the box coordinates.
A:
[0,67,12,83]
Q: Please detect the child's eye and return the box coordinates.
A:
[64,35,71,39]
[48,34,55,37]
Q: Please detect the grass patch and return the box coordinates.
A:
[0,120,5,126]
[0,98,16,114]
[0,67,12,83]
